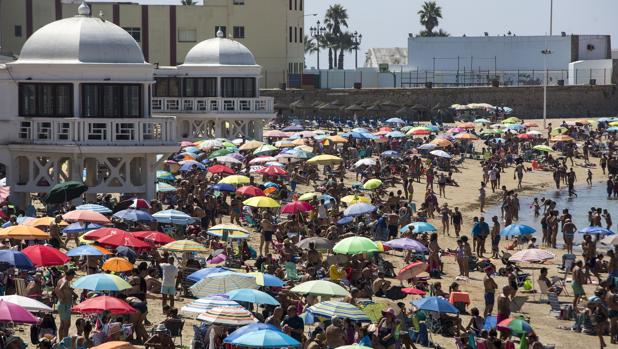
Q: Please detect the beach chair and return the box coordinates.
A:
[547,292,561,315]
[284,261,300,281]
[164,318,184,346]
[14,278,27,296]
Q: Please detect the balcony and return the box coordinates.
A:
[152,97,274,114]
[16,116,177,146]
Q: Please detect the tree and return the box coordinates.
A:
[417,1,442,34]
[323,4,349,70]
[304,35,317,55]
[337,32,354,69]
[181,0,197,5]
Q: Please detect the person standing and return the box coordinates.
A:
[607,283,618,345]
[483,267,498,316]
[562,218,577,254]
[514,163,525,189]
[440,204,451,236]
[497,286,512,338]
[490,216,501,259]
[479,182,486,212]
[572,260,586,309]
[160,257,178,308]
[478,217,490,258]
[452,207,462,237]
[55,269,75,340]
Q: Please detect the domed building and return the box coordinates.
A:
[0,1,178,205]
[152,29,274,140]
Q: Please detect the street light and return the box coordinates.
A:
[309,21,326,70]
[542,48,552,128]
[353,31,363,69]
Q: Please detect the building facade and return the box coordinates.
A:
[0,0,305,88]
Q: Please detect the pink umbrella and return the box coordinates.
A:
[208,254,227,265]
[0,299,39,323]
[264,130,290,138]
[281,201,313,214]
[128,198,151,210]
[179,141,195,147]
[508,249,555,263]
[249,156,277,165]
[63,210,111,224]
[447,127,463,134]
[256,166,288,176]
[0,186,9,205]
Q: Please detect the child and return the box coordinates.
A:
[586,168,593,185]
[532,198,540,217]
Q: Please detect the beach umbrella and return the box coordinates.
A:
[227,288,280,306]
[63,222,102,234]
[308,301,370,321]
[290,280,350,297]
[152,209,195,225]
[239,140,264,151]
[447,127,464,134]
[247,272,285,287]
[181,296,241,314]
[186,267,231,282]
[127,198,150,210]
[219,175,250,185]
[215,156,242,165]
[400,222,437,233]
[208,164,235,175]
[97,231,152,249]
[253,144,279,155]
[550,134,574,142]
[211,183,236,192]
[418,143,437,150]
[329,135,348,143]
[474,118,491,124]
[341,195,371,205]
[207,229,249,240]
[307,154,343,165]
[63,210,111,224]
[0,300,39,324]
[430,150,452,158]
[601,234,618,246]
[281,201,313,214]
[386,117,405,124]
[22,245,69,267]
[243,196,280,208]
[197,306,258,325]
[430,139,453,148]
[0,225,50,240]
[526,130,543,136]
[455,133,478,140]
[0,295,52,312]
[72,273,132,291]
[333,236,379,255]
[23,216,68,227]
[264,130,290,138]
[337,216,354,225]
[297,192,321,201]
[502,117,521,124]
[72,296,136,315]
[497,317,533,335]
[156,170,175,181]
[102,257,134,273]
[83,227,127,241]
[161,240,208,253]
[508,249,555,263]
[577,226,614,235]
[407,127,431,136]
[132,231,176,245]
[397,261,428,280]
[296,237,333,250]
[66,245,107,257]
[607,127,618,133]
[190,271,258,297]
[43,181,88,204]
[383,238,428,252]
[402,287,428,296]
[113,209,155,223]
[74,203,112,214]
[236,186,265,197]
[179,160,206,171]
[363,178,383,190]
[208,148,235,159]
[336,346,372,349]
[343,203,376,216]
[354,158,377,167]
[208,223,251,235]
[0,250,34,269]
[249,156,278,165]
[256,166,288,176]
[115,246,137,260]
[412,296,459,314]
[500,224,536,237]
[224,324,281,344]
[386,131,406,138]
[533,145,553,152]
[550,127,568,135]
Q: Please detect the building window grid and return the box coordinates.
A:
[81,84,142,118]
[178,28,197,43]
[233,26,245,39]
[14,25,22,37]
[19,83,74,117]
[122,27,141,42]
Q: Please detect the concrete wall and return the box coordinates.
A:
[262,85,618,119]
[568,60,613,85]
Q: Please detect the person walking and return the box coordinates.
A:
[160,257,178,308]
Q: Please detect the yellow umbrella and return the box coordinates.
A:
[208,223,251,234]
[0,226,50,240]
[551,135,574,142]
[219,175,250,185]
[275,140,295,148]
[238,140,263,151]
[430,138,453,147]
[307,155,343,165]
[292,139,308,146]
[298,192,322,201]
[609,121,618,127]
[329,135,348,143]
[363,179,383,190]
[161,240,209,253]
[502,117,522,124]
[23,217,69,227]
[243,196,281,208]
[102,257,133,273]
[341,195,371,204]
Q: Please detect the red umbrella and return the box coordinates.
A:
[22,245,69,267]
[516,134,532,139]
[256,166,288,176]
[0,300,39,324]
[236,185,265,197]
[208,164,235,175]
[83,228,128,241]
[128,198,151,210]
[72,296,136,314]
[396,261,427,281]
[97,231,152,249]
[63,210,110,224]
[401,287,427,296]
[179,141,195,147]
[281,201,313,214]
[132,231,176,245]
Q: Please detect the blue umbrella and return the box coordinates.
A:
[224,323,280,343]
[113,209,155,222]
[72,273,131,291]
[116,246,137,260]
[228,329,301,348]
[607,127,618,133]
[412,296,459,314]
[578,226,614,235]
[180,160,206,172]
[351,127,369,133]
[211,183,236,192]
[156,170,176,181]
[0,250,34,269]
[506,124,524,130]
[62,222,102,234]
[425,124,440,132]
[343,203,376,217]
[66,245,106,257]
[418,143,437,150]
[75,204,112,214]
[500,224,536,237]
[263,182,280,189]
[385,117,405,124]
[152,209,195,225]
[187,267,231,282]
[348,132,378,140]
[401,222,437,233]
[381,150,400,158]
[337,216,354,225]
[226,288,280,306]
[386,131,406,138]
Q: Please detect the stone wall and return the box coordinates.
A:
[261,85,618,119]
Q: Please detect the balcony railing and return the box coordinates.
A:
[16,116,177,146]
[152,97,274,114]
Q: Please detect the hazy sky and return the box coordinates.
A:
[98,0,617,69]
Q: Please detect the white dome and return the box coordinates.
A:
[183,32,257,66]
[18,11,145,64]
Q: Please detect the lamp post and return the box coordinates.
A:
[353,31,363,69]
[309,21,326,70]
[542,48,552,128]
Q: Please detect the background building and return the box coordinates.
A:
[0,0,305,88]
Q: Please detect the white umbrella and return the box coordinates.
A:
[0,295,52,312]
[196,306,257,325]
[181,296,242,314]
[215,156,242,165]
[508,249,555,263]
[601,235,618,246]
[190,271,257,297]
[354,158,376,167]
[429,150,452,159]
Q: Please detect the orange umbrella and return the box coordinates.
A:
[551,135,574,142]
[23,217,68,227]
[92,342,137,349]
[0,226,50,240]
[456,122,476,129]
[329,135,348,143]
[523,121,538,127]
[430,138,453,147]
[92,245,112,255]
[102,257,134,272]
[292,139,307,145]
[63,210,111,225]
[454,133,478,140]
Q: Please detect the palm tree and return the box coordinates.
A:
[304,35,317,55]
[435,28,450,37]
[321,32,338,70]
[181,0,197,5]
[324,4,349,70]
[417,1,442,34]
[337,32,354,69]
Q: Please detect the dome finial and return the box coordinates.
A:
[78,1,90,16]
[216,28,224,38]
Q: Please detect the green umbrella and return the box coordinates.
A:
[156,182,177,193]
[43,181,88,204]
[208,148,234,159]
[363,179,383,190]
[550,127,568,136]
[290,280,350,297]
[253,144,278,155]
[333,236,379,255]
[532,145,553,152]
[480,129,496,135]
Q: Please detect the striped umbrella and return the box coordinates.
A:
[152,209,195,225]
[160,240,208,253]
[308,301,370,321]
[290,280,350,297]
[190,272,258,297]
[71,273,131,291]
[181,296,242,314]
[197,306,258,326]
[75,204,112,214]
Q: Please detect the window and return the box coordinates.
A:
[300,0,303,11]
[178,28,197,42]
[233,26,245,39]
[289,0,292,10]
[81,84,142,118]
[294,27,298,43]
[14,25,22,37]
[123,27,141,42]
[289,26,292,43]
[221,78,256,98]
[19,83,73,117]
[183,78,217,97]
[299,28,303,42]
[154,78,180,97]
[233,0,244,4]
[294,0,297,10]
[215,26,227,37]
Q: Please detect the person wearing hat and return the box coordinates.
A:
[377,308,397,349]
[144,324,174,349]
[4,336,25,349]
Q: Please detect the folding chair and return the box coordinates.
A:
[537,280,550,303]
[547,292,561,315]
[165,318,185,346]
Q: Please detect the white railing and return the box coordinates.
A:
[16,116,177,146]
[152,97,274,114]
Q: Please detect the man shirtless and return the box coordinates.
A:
[607,284,618,344]
[325,317,346,348]
[497,285,512,339]
[55,269,76,340]
[571,260,586,308]
[483,267,498,316]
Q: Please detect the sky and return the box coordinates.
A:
[98,0,617,69]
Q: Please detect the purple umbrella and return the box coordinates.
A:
[383,238,428,252]
[0,299,39,323]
